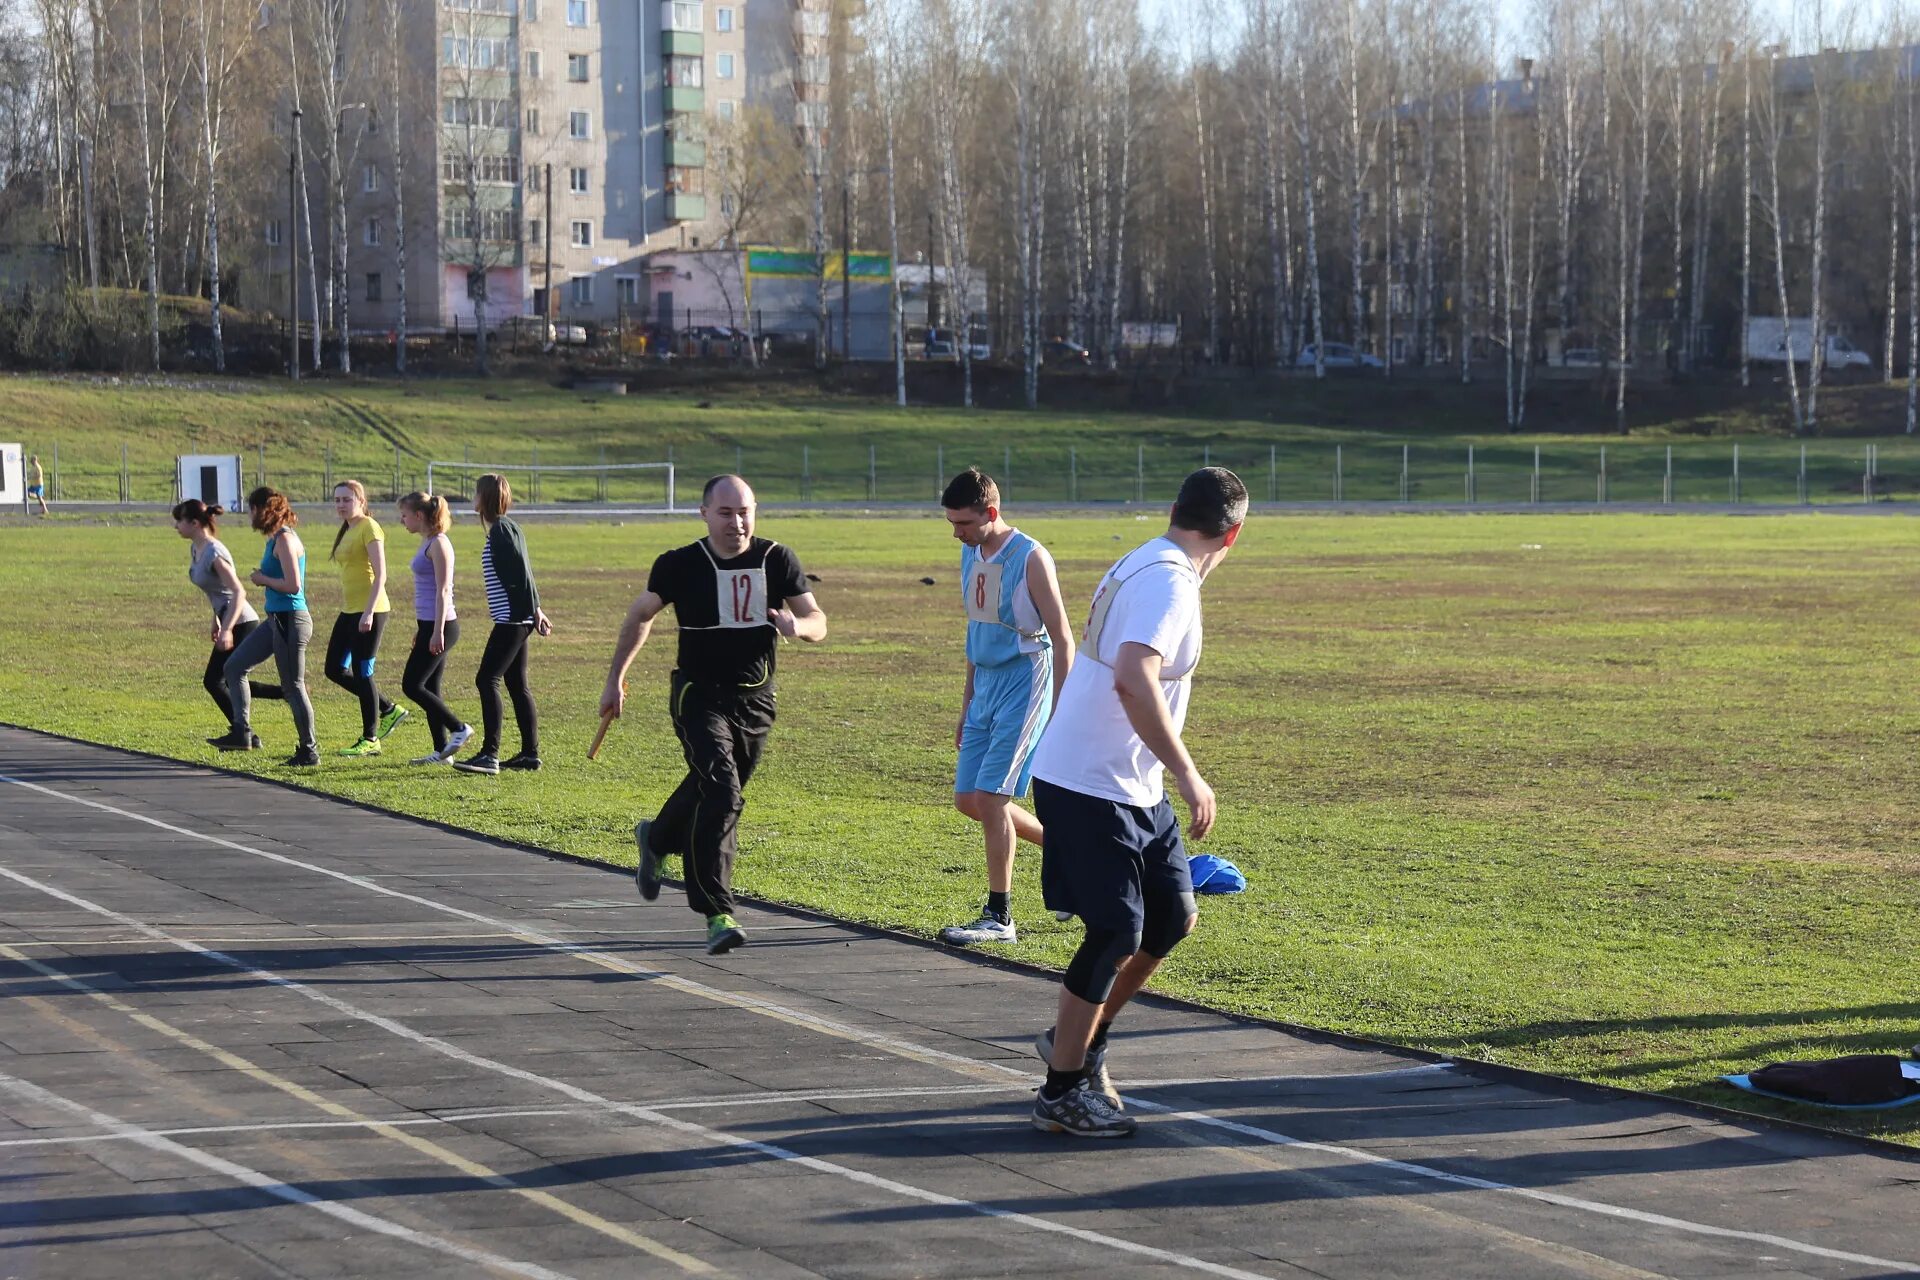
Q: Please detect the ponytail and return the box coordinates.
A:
[171,499,224,533]
[400,490,452,536]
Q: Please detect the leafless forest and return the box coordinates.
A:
[0,0,1906,430]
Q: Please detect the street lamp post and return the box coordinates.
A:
[289,109,302,381]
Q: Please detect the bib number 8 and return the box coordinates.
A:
[973,572,987,611]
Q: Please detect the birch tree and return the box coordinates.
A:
[190,0,254,372]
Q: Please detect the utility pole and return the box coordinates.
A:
[288,120,300,382]
[544,162,554,326]
[841,184,852,360]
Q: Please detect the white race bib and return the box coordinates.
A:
[714,566,768,629]
[963,561,1004,625]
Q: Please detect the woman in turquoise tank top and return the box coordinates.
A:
[210,487,320,766]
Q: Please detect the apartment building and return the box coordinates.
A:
[252,0,807,334]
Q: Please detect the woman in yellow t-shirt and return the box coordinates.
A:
[326,479,407,756]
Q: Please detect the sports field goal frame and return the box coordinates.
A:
[424,460,677,513]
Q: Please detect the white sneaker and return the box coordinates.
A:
[408,751,448,765]
[939,913,1016,945]
[438,724,474,761]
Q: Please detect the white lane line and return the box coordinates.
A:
[8,773,1913,1276]
[0,860,1291,1280]
[0,1067,582,1280]
[0,1068,1461,1151]
[1138,1103,1919,1273]
[0,1107,585,1149]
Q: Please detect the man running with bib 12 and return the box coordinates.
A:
[937,467,1074,946]
[600,475,828,954]
[1028,467,1247,1138]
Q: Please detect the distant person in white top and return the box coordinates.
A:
[1026,466,1247,1139]
[937,467,1074,947]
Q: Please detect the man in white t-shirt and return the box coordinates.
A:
[1026,466,1247,1139]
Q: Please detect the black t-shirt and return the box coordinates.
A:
[648,537,809,688]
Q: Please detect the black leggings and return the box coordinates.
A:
[201,618,282,722]
[323,611,396,740]
[474,622,538,757]
[401,619,465,750]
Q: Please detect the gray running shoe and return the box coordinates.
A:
[633,819,662,901]
[939,913,1016,945]
[1031,1080,1136,1138]
[1034,1026,1119,1109]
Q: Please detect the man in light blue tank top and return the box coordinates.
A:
[938,468,1075,946]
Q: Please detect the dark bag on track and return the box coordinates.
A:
[1746,1054,1920,1106]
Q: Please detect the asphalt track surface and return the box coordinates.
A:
[1,727,1917,1280]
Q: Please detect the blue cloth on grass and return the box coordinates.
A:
[1187,853,1246,895]
[1721,1060,1920,1111]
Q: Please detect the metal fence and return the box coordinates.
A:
[22,438,1912,509]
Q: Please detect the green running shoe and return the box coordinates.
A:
[705,913,747,955]
[338,736,382,758]
[376,705,409,739]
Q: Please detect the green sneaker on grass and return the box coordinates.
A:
[376,705,409,739]
[338,737,382,758]
[705,913,747,955]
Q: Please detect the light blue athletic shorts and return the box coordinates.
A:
[955,651,1053,798]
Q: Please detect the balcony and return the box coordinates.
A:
[664,84,704,113]
[661,29,701,56]
[666,192,706,222]
[664,136,706,167]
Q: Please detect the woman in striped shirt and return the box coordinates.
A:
[452,474,552,775]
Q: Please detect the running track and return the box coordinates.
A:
[1,727,1915,1280]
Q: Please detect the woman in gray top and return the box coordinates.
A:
[173,499,281,739]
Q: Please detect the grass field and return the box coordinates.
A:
[1,372,1914,507]
[3,508,1919,1142]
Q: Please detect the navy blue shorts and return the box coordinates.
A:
[1034,777,1192,935]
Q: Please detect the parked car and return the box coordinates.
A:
[505,316,588,346]
[923,329,957,358]
[1042,338,1091,366]
[1561,348,1632,369]
[1295,342,1383,369]
[1745,318,1873,369]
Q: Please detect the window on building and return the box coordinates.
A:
[566,0,586,24]
[526,107,542,134]
[570,219,593,247]
[364,217,381,246]
[569,110,591,138]
[362,164,379,192]
[569,166,589,193]
[667,55,702,87]
[719,192,734,216]
[715,98,736,121]
[528,217,543,244]
[527,166,542,193]
[716,52,734,79]
[526,49,542,77]
[442,96,513,127]
[568,53,589,80]
[441,35,515,68]
[524,0,538,17]
[265,220,284,246]
[440,153,520,184]
[366,272,382,301]
[661,0,699,30]
[714,5,732,30]
[615,276,639,306]
[443,207,518,240]
[570,275,594,305]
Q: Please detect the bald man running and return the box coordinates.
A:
[601,475,828,954]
